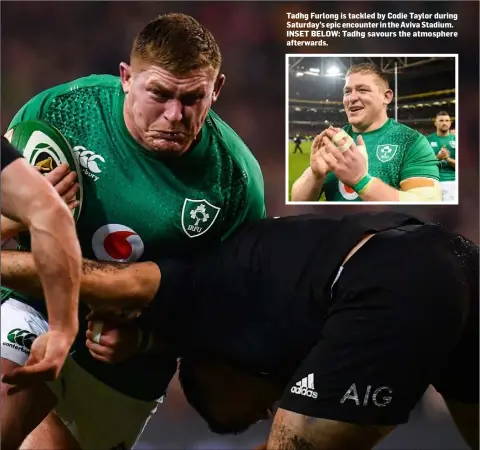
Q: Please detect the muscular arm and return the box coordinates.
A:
[359,177,441,202]
[0,250,161,313]
[291,168,325,202]
[266,409,394,450]
[1,157,81,333]
[1,214,26,242]
[358,177,401,201]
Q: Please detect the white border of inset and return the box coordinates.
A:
[285,53,459,206]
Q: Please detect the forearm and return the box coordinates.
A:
[447,157,455,168]
[358,177,400,201]
[1,251,160,312]
[291,168,325,201]
[1,214,26,242]
[360,177,441,202]
[28,202,82,332]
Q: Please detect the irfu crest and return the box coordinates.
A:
[376,144,398,163]
[181,199,221,238]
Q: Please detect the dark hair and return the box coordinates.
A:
[346,63,390,88]
[436,111,451,117]
[131,12,221,75]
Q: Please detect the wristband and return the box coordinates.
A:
[137,328,154,354]
[352,173,374,195]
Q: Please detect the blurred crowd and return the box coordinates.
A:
[1,1,478,449]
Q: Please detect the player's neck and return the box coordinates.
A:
[352,114,388,133]
[436,130,450,137]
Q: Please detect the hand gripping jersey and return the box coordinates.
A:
[3,74,265,400]
[426,132,456,182]
[322,119,440,202]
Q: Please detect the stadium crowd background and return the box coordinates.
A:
[287,56,457,198]
[1,1,478,449]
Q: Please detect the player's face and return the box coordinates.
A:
[343,72,392,132]
[435,115,451,133]
[120,62,225,155]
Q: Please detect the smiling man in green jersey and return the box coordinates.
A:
[427,111,456,201]
[0,13,265,450]
[291,63,441,203]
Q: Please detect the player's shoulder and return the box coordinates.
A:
[388,118,419,135]
[425,132,437,140]
[20,75,120,109]
[388,119,428,146]
[206,109,262,173]
[41,74,120,98]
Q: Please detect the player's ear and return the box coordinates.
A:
[212,74,226,103]
[119,63,133,93]
[384,89,394,106]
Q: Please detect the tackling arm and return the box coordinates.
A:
[1,215,26,243]
[2,156,82,334]
[266,409,394,450]
[0,250,161,314]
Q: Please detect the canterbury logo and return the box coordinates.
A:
[290,373,318,399]
[73,146,105,180]
[7,328,38,350]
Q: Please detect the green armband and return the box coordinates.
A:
[352,173,374,195]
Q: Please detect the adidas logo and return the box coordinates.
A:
[290,373,318,399]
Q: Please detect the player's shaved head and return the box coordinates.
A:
[346,63,389,90]
[131,13,222,76]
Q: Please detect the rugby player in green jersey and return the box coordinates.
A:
[427,111,456,201]
[292,63,441,202]
[0,13,265,450]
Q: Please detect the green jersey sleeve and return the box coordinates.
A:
[400,134,440,182]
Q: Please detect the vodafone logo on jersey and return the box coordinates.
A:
[338,181,358,201]
[92,224,144,262]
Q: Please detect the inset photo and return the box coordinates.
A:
[286,55,458,204]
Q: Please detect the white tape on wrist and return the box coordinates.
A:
[91,321,104,344]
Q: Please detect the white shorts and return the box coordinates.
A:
[440,180,456,202]
[1,299,161,450]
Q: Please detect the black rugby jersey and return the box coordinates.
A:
[1,137,22,171]
[151,212,425,378]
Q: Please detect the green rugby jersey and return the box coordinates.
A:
[426,132,456,182]
[3,74,265,400]
[322,118,440,202]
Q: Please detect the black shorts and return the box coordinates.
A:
[279,224,479,426]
